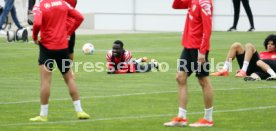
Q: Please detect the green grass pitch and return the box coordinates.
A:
[0,32,275,130]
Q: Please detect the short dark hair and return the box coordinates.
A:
[263,34,276,49]
[113,40,124,48]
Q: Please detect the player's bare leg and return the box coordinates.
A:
[235,43,256,77]
[63,69,79,101]
[189,76,214,127]
[211,42,244,76]
[226,42,245,61]
[176,71,189,111]
[256,60,276,80]
[164,71,188,127]
[30,65,52,122]
[39,65,52,105]
[62,69,90,119]
[256,60,271,72]
[244,43,256,62]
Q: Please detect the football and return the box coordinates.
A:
[82,43,95,55]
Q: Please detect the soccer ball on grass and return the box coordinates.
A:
[82,43,95,55]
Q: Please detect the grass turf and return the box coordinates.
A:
[0,32,275,130]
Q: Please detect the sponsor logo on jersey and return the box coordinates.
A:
[200,0,212,15]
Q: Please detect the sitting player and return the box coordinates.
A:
[211,34,276,80]
[106,40,159,74]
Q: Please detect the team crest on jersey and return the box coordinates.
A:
[272,55,276,59]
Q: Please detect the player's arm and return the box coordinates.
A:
[32,5,42,44]
[106,51,116,74]
[199,2,212,55]
[172,0,190,9]
[124,50,133,63]
[65,2,84,36]
[123,51,136,73]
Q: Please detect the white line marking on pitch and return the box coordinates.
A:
[0,105,275,127]
[0,87,261,105]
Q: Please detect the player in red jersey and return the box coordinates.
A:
[164,0,214,127]
[30,0,89,122]
[244,35,276,81]
[106,40,159,74]
[211,34,276,80]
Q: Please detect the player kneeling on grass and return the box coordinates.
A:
[106,40,159,74]
[30,0,89,122]
[211,34,276,81]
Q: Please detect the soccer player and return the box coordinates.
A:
[211,34,276,80]
[30,0,90,122]
[164,0,214,127]
[106,40,159,74]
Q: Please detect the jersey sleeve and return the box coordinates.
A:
[106,50,113,62]
[106,50,115,72]
[199,1,212,54]
[66,17,75,34]
[124,50,132,62]
[64,1,84,35]
[32,4,42,41]
[172,0,190,9]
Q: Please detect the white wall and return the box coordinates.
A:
[77,0,276,32]
[213,0,276,31]
[15,0,28,26]
[1,0,275,31]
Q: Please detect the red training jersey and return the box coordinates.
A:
[173,0,213,54]
[259,51,276,60]
[106,50,135,73]
[32,0,83,50]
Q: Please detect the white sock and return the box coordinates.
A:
[135,58,142,63]
[241,61,249,72]
[40,104,48,116]
[73,100,83,112]
[204,107,213,121]
[177,107,187,119]
[222,61,231,71]
[267,69,276,77]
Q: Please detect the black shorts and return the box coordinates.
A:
[178,48,210,77]
[68,32,76,54]
[236,51,260,75]
[255,60,276,79]
[38,44,71,74]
